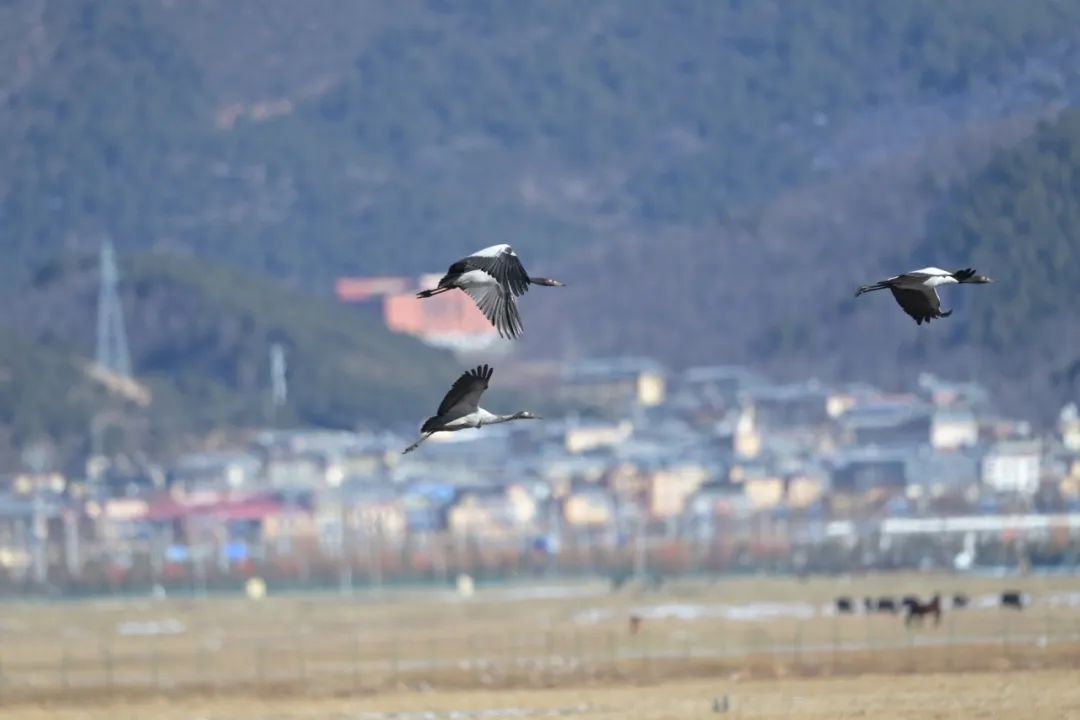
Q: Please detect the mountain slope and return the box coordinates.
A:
[5,1,1080,285]
[0,326,116,467]
[525,110,1080,419]
[2,0,1080,432]
[2,252,451,466]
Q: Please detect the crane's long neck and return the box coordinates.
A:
[528,276,565,287]
[477,408,521,425]
[855,281,889,297]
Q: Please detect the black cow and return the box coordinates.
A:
[951,593,969,610]
[835,597,855,614]
[876,597,899,614]
[1001,591,1025,610]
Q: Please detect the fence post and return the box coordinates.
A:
[197,642,209,690]
[391,636,400,688]
[509,632,518,683]
[608,629,617,678]
[467,632,479,684]
[906,622,915,674]
[255,641,265,688]
[947,611,956,671]
[351,633,360,692]
[428,634,438,687]
[59,647,70,693]
[1002,611,1011,660]
[1043,601,1052,658]
[103,642,114,693]
[296,630,307,683]
[792,621,802,667]
[641,628,651,679]
[544,629,555,686]
[574,630,585,679]
[152,636,161,690]
[830,616,839,673]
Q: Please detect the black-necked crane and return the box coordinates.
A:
[402,364,540,454]
[416,244,564,339]
[854,267,994,325]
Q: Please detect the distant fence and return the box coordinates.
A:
[6,520,1080,598]
[3,601,1080,702]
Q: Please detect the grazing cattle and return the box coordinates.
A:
[629,614,642,634]
[876,597,899,614]
[904,594,942,627]
[863,596,875,612]
[951,593,969,610]
[1001,591,1025,610]
[835,597,854,614]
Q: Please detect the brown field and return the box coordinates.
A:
[14,669,1080,720]
[3,573,1080,718]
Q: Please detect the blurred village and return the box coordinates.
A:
[2,268,1080,596]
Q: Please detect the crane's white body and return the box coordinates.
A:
[442,408,501,431]
[903,267,959,288]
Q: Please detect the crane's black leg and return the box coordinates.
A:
[402,432,434,454]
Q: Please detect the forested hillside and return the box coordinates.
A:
[5,0,1080,283]
[2,0,1080,454]
[525,110,1080,417]
[0,253,450,467]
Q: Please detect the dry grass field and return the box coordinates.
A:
[14,670,1080,720]
[3,573,1080,718]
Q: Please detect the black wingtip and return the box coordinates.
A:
[471,363,494,382]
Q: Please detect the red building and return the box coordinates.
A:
[336,274,500,348]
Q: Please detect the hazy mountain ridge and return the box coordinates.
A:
[1,0,1080,452]
[5,0,1080,281]
[0,253,451,468]
[525,109,1080,419]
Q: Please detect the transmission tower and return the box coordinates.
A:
[95,240,132,377]
[270,342,287,422]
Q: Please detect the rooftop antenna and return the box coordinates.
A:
[95,240,132,377]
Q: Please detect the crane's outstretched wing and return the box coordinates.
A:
[463,284,524,339]
[890,286,951,325]
[466,246,530,297]
[434,364,494,418]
